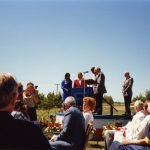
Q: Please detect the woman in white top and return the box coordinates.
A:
[82,97,96,130]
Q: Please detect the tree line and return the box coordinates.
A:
[37,89,150,109]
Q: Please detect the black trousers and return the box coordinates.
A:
[27,107,37,121]
[124,95,132,116]
[95,93,103,115]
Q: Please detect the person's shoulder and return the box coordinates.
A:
[14,119,39,131]
[66,107,74,113]
[61,80,65,83]
[100,72,105,77]
[129,77,134,81]
[83,112,91,117]
[65,107,79,114]
[74,79,78,82]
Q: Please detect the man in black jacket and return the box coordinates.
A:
[0,73,51,150]
[94,67,107,115]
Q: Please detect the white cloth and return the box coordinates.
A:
[91,74,97,94]
[83,111,94,130]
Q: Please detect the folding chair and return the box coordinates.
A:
[82,123,93,150]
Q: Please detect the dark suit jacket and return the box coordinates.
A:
[56,106,85,149]
[123,77,134,97]
[0,111,51,150]
[95,72,107,94]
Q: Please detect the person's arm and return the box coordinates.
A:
[99,73,105,86]
[124,78,133,92]
[61,80,64,89]
[32,91,39,105]
[69,80,72,90]
[61,81,68,91]
[73,80,77,88]
[56,110,73,141]
[122,139,146,145]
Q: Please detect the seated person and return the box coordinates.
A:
[50,96,85,150]
[109,101,150,150]
[82,97,96,130]
[104,100,145,150]
[11,99,41,128]
[0,73,51,149]
[117,127,150,150]
[12,82,29,120]
[11,100,30,121]
[74,72,87,88]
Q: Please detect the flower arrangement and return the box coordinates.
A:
[40,115,62,139]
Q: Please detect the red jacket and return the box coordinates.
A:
[73,79,87,88]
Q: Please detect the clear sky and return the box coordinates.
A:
[0,0,150,102]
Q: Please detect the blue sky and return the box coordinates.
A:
[0,0,150,102]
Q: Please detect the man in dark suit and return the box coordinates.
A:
[122,72,134,116]
[50,96,85,150]
[0,73,51,149]
[94,67,107,115]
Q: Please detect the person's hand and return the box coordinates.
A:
[122,140,130,145]
[64,88,69,92]
[122,140,135,145]
[50,135,58,142]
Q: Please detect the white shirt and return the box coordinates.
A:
[125,110,145,140]
[133,115,150,140]
[83,111,94,130]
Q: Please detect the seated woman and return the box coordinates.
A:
[11,100,30,121]
[82,97,96,130]
[11,82,30,120]
[118,127,150,150]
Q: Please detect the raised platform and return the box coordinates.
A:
[93,114,131,128]
[56,112,131,128]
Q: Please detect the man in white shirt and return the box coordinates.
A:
[108,101,150,150]
[104,100,145,150]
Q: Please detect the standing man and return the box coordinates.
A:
[122,71,134,116]
[94,67,107,115]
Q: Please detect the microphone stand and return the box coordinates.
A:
[84,75,85,98]
[83,72,88,97]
